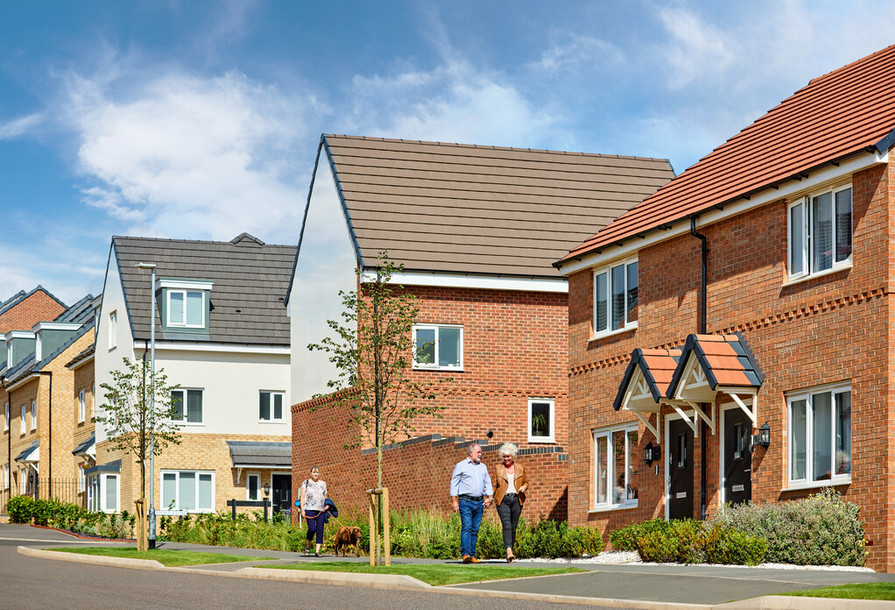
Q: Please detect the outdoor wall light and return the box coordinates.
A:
[644,441,661,466]
[752,422,771,448]
[263,482,271,496]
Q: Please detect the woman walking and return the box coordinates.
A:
[491,443,530,562]
[300,466,328,556]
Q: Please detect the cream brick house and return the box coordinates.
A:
[94,233,296,518]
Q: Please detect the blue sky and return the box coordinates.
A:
[3,1,895,305]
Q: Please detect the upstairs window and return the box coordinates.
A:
[788,186,852,280]
[171,389,204,424]
[108,311,117,350]
[31,400,37,431]
[593,259,638,337]
[20,405,26,435]
[167,290,205,328]
[413,325,463,370]
[259,391,284,422]
[79,389,86,423]
[4,403,8,431]
[528,398,555,443]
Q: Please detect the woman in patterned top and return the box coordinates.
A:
[300,466,328,556]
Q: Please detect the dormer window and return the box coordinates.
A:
[157,279,213,333]
[168,290,205,328]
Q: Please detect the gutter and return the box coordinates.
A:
[690,217,708,522]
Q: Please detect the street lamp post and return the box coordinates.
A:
[134,262,157,549]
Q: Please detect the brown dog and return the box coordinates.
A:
[334,526,362,557]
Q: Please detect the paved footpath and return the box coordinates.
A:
[5,523,895,609]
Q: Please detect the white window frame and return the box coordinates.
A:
[78,389,86,423]
[247,473,261,501]
[592,424,640,512]
[87,473,119,513]
[2,463,8,490]
[31,400,37,431]
[527,398,556,443]
[4,402,8,431]
[171,388,204,425]
[592,257,639,338]
[161,470,215,513]
[259,390,285,423]
[787,185,852,281]
[166,289,206,328]
[108,310,117,350]
[412,324,463,370]
[78,464,86,493]
[20,405,26,435]
[786,382,852,490]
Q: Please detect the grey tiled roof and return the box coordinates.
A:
[226,440,291,467]
[115,234,296,346]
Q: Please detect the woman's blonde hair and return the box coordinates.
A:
[499,442,518,458]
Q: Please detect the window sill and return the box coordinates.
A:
[589,502,638,514]
[259,419,286,424]
[589,323,638,343]
[782,477,851,492]
[528,437,555,444]
[782,262,852,287]
[412,366,464,372]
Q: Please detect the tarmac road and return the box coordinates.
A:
[0,524,620,610]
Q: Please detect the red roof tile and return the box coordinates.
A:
[564,45,895,260]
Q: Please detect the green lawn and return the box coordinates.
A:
[779,582,895,601]
[267,562,584,586]
[51,547,274,567]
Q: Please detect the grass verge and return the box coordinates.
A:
[51,547,274,567]
[267,562,584,586]
[779,582,895,601]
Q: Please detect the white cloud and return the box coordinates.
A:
[529,35,624,73]
[658,7,734,90]
[0,113,43,139]
[347,59,557,148]
[60,69,316,245]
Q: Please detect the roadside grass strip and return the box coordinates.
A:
[779,582,895,601]
[266,562,584,586]
[50,547,274,567]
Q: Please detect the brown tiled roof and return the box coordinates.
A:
[322,135,674,278]
[667,334,764,395]
[565,44,895,260]
[612,347,681,411]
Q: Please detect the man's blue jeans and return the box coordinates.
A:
[458,496,484,557]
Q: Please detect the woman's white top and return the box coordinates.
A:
[506,471,517,494]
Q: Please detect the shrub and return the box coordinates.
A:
[703,525,766,566]
[619,518,766,565]
[609,518,669,551]
[709,489,865,566]
[7,495,35,523]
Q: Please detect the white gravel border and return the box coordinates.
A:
[515,550,875,572]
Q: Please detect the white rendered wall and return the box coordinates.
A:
[138,347,291,435]
[289,156,357,404]
[95,245,137,444]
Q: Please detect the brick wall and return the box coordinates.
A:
[567,163,895,571]
[291,393,568,524]
[0,289,66,333]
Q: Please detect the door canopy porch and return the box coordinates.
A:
[614,333,764,444]
[613,347,681,442]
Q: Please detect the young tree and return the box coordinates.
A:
[96,357,182,551]
[308,253,451,489]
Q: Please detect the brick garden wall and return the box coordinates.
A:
[566,163,895,571]
[291,393,568,524]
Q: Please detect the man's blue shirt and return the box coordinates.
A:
[450,458,493,497]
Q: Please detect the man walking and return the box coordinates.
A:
[450,443,493,563]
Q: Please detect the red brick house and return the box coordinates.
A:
[287,135,673,518]
[555,45,895,572]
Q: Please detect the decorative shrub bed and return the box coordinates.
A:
[609,489,866,567]
[161,509,602,559]
[7,495,135,539]
[709,489,865,566]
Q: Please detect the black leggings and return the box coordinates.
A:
[496,494,522,550]
[305,510,325,544]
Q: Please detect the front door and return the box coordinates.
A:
[271,474,292,512]
[723,408,752,505]
[667,418,694,520]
